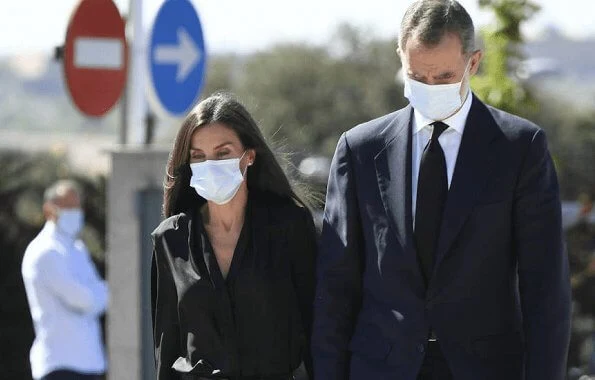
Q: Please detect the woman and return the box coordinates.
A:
[151,93,317,380]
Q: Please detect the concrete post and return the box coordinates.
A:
[106,147,169,380]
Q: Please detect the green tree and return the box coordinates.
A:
[178,24,406,158]
[201,54,242,96]
[471,0,540,115]
[232,24,404,156]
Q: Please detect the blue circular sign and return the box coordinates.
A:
[149,0,206,117]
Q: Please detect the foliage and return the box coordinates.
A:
[197,23,406,158]
[0,150,106,380]
[472,0,540,115]
[523,95,595,199]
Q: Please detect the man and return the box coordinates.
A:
[22,180,108,380]
[312,1,571,379]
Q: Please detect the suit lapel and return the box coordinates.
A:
[374,106,414,251]
[431,97,500,276]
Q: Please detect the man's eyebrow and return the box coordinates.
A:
[434,71,456,79]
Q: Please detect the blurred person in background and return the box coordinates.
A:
[312,0,570,379]
[151,92,317,380]
[21,180,108,380]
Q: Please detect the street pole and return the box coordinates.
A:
[126,0,147,145]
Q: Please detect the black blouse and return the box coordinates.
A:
[151,191,317,380]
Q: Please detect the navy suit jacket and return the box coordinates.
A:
[312,96,571,380]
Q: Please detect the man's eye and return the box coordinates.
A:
[217,151,229,158]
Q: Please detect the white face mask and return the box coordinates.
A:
[404,60,471,121]
[189,152,248,205]
[56,208,84,238]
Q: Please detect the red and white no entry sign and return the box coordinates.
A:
[64,0,127,117]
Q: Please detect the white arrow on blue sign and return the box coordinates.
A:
[148,0,206,117]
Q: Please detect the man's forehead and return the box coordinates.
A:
[403,32,465,54]
[56,186,78,197]
[53,187,80,205]
[402,43,466,72]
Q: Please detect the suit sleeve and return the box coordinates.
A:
[514,129,571,380]
[290,206,318,378]
[312,133,363,380]
[152,235,181,380]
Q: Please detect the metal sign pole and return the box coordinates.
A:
[127,0,147,145]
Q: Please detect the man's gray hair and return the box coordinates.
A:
[399,0,476,54]
[43,179,83,204]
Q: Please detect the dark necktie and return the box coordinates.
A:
[415,121,449,284]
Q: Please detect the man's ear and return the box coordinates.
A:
[469,50,483,76]
[43,202,57,222]
[396,47,404,62]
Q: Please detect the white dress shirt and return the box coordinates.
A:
[412,91,473,224]
[21,222,108,379]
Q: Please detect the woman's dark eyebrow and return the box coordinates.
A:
[214,142,233,150]
[190,142,233,152]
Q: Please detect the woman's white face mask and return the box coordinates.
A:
[189,151,248,205]
[403,59,471,121]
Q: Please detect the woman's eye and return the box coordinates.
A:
[217,151,229,158]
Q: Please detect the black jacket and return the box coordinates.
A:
[151,191,317,379]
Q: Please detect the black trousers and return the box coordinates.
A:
[417,341,454,380]
[40,369,103,380]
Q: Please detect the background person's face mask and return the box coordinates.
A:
[56,208,84,238]
[404,59,471,121]
[189,152,247,205]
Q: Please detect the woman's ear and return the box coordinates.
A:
[246,149,256,166]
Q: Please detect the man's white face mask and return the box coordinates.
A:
[56,208,84,238]
[189,151,248,205]
[404,59,471,121]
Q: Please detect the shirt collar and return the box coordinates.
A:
[413,90,473,135]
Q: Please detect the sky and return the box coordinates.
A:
[0,0,594,58]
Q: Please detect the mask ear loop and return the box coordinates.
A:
[460,57,473,102]
[239,150,252,177]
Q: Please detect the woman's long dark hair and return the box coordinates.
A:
[163,92,306,217]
